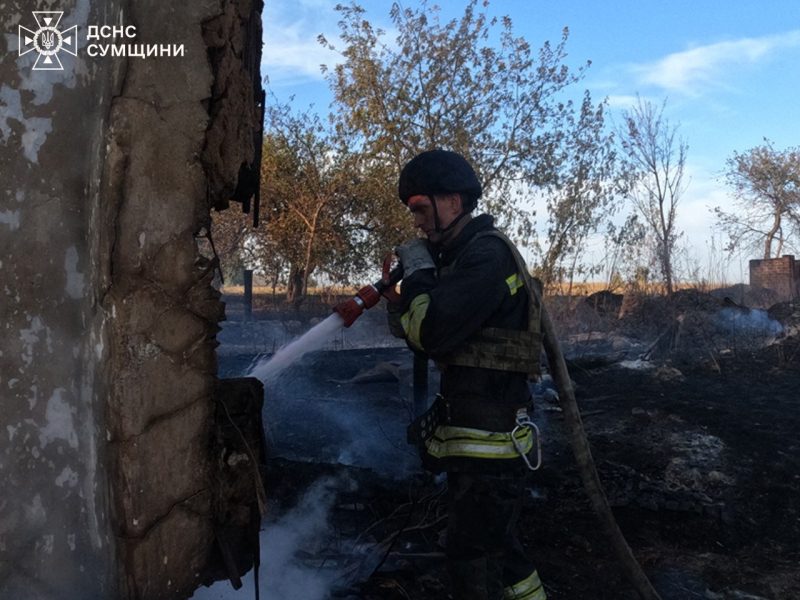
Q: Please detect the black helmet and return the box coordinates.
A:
[398,149,482,210]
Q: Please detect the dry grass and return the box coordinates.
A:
[548,281,612,296]
[224,280,733,299]
[545,281,723,297]
[222,285,357,297]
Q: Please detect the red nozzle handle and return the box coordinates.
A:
[355,284,381,310]
[333,265,404,328]
[333,284,381,327]
[376,265,403,294]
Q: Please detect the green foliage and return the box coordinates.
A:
[537,92,624,285]
[321,0,622,284]
[259,98,382,301]
[228,0,627,292]
[714,139,800,259]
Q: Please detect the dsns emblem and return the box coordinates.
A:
[18,11,79,71]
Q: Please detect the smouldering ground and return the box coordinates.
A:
[211,292,800,599]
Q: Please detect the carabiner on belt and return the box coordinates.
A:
[511,408,542,471]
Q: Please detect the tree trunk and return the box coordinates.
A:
[764,211,782,259]
[302,233,316,299]
[662,242,674,295]
[286,265,305,306]
[301,208,322,300]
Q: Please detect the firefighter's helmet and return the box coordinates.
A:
[398,149,482,210]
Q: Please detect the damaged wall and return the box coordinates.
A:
[0,0,262,598]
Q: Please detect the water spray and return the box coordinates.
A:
[247,314,346,382]
[248,264,404,383]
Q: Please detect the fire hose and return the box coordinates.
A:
[332,265,661,600]
[536,295,661,600]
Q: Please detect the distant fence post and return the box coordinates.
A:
[243,269,253,321]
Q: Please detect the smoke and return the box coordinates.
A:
[259,368,420,479]
[713,307,783,337]
[259,476,344,599]
[192,477,348,600]
[209,318,424,598]
[236,333,421,479]
[328,406,419,479]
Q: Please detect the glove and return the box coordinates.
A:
[395,238,435,278]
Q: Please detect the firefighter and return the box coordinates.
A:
[390,149,547,600]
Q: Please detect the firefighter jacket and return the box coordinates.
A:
[398,214,543,472]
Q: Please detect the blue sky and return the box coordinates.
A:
[261,0,800,282]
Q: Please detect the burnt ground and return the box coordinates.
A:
[533,345,800,600]
[218,294,800,600]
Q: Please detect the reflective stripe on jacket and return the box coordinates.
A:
[400,293,430,351]
[399,226,542,377]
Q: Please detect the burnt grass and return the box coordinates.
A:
[533,346,800,600]
[231,294,800,600]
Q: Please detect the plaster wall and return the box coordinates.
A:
[0,0,261,598]
[1,2,123,597]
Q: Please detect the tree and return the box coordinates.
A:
[714,139,800,259]
[259,100,372,305]
[320,0,622,285]
[619,97,687,295]
[537,93,624,286]
[600,213,646,291]
[210,203,252,284]
[210,201,284,286]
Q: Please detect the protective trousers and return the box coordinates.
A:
[446,471,546,600]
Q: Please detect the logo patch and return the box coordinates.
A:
[18,11,78,71]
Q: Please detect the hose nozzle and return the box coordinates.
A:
[332,265,404,328]
[333,284,381,327]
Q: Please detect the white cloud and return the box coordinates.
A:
[671,163,757,282]
[634,30,800,95]
[677,164,727,236]
[261,2,400,89]
[261,2,343,85]
[604,94,640,109]
[604,93,662,110]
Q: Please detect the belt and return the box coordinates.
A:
[445,397,530,431]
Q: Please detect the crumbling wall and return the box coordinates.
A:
[0,0,262,598]
[101,0,262,598]
[750,255,800,302]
